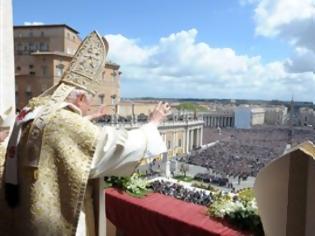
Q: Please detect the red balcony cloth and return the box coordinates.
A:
[105,188,246,236]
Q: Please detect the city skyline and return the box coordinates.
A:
[13,0,315,101]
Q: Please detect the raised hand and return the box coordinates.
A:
[149,101,172,126]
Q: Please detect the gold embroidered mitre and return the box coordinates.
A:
[41,31,109,103]
[60,31,108,95]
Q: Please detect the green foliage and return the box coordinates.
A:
[208,188,264,235]
[226,208,264,236]
[174,175,194,182]
[104,173,151,198]
[176,102,208,112]
[237,188,255,204]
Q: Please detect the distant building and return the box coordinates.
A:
[251,108,265,126]
[13,24,120,113]
[200,110,234,128]
[235,106,251,129]
[298,107,315,127]
[264,106,288,125]
[110,119,204,166]
[235,105,265,129]
[119,100,158,117]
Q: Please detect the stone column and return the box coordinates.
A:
[189,130,191,151]
[164,152,170,177]
[190,130,193,151]
[200,127,203,145]
[198,128,201,146]
[196,128,199,147]
[0,0,15,129]
[172,130,176,156]
[185,128,190,153]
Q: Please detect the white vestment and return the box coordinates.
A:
[76,122,166,236]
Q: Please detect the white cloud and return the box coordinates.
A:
[254,0,315,38]
[105,29,315,101]
[285,47,315,73]
[250,0,315,73]
[23,21,44,26]
[105,34,150,65]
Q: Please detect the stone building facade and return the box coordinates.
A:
[13,24,120,112]
[107,119,204,165]
[201,110,235,128]
[264,106,287,125]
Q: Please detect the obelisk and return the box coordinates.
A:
[0,0,15,129]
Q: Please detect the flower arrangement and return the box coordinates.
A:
[104,173,151,197]
[105,176,264,235]
[208,188,264,235]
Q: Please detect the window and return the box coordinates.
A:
[39,42,48,51]
[26,85,31,92]
[41,31,44,37]
[111,95,116,105]
[34,43,39,51]
[29,43,36,52]
[67,32,70,39]
[16,66,21,71]
[16,43,23,51]
[25,85,32,100]
[29,31,33,37]
[29,71,35,75]
[111,71,117,82]
[29,64,34,69]
[55,64,64,77]
[25,91,32,100]
[178,139,182,147]
[167,141,171,149]
[99,94,105,104]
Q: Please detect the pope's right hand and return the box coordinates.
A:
[149,101,172,126]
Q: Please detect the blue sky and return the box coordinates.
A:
[13,0,315,101]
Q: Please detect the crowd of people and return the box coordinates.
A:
[149,180,213,206]
[183,127,315,179]
[194,173,229,187]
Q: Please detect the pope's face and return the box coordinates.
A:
[75,94,91,116]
